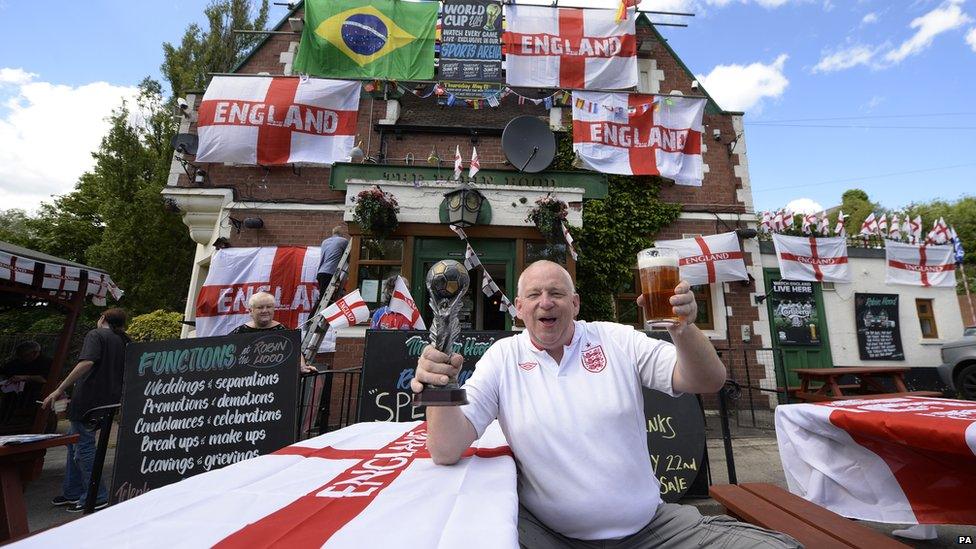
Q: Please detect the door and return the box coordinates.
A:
[764,268,833,388]
[412,238,515,330]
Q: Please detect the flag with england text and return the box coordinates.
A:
[195,76,360,166]
[0,251,35,285]
[772,233,851,283]
[654,232,748,285]
[15,421,518,548]
[503,5,636,89]
[320,289,370,328]
[194,247,336,351]
[294,0,438,80]
[884,240,956,288]
[572,92,705,183]
[388,275,426,329]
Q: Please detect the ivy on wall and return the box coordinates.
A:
[551,133,681,321]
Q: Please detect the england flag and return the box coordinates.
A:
[654,232,748,285]
[388,276,426,329]
[503,5,637,90]
[320,289,371,328]
[885,241,956,288]
[772,233,851,283]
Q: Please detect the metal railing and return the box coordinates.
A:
[712,347,788,434]
[296,367,362,440]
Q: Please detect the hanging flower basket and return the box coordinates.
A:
[526,195,568,242]
[353,185,400,239]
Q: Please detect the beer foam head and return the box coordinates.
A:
[638,253,679,269]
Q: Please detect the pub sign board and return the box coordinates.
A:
[769,280,822,346]
[854,293,905,361]
[111,331,299,504]
[438,0,503,83]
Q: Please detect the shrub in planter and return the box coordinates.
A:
[526,195,569,242]
[353,185,400,239]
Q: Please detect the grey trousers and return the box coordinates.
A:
[518,503,803,549]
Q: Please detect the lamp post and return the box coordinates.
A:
[444,183,485,228]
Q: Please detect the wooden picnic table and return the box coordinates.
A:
[792,366,940,402]
[0,434,78,541]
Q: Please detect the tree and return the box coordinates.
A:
[0,209,38,249]
[835,188,881,236]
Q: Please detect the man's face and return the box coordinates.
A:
[515,264,580,351]
[249,297,276,326]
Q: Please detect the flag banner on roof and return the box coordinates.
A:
[884,241,956,288]
[16,421,518,548]
[320,289,370,329]
[572,92,705,183]
[502,5,636,89]
[654,232,748,285]
[194,247,336,351]
[0,251,35,285]
[86,273,124,307]
[772,233,851,283]
[388,276,426,329]
[195,76,360,166]
[0,249,122,304]
[294,0,438,80]
[41,264,82,293]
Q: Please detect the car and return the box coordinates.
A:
[965,326,976,337]
[938,331,976,400]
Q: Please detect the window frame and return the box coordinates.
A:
[915,298,939,339]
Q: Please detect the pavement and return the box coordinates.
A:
[18,424,973,547]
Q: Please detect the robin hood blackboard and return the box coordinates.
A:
[855,293,905,360]
[111,331,299,504]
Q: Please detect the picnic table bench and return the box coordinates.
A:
[792,367,941,402]
[709,483,909,548]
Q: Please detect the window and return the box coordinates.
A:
[525,240,567,266]
[613,270,716,332]
[691,285,714,330]
[357,238,404,311]
[915,299,939,339]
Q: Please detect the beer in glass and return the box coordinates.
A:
[638,248,680,329]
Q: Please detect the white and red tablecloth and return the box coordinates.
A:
[776,396,976,525]
[16,421,517,548]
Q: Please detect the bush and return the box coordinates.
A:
[127,310,183,342]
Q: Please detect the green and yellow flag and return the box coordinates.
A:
[294,0,438,80]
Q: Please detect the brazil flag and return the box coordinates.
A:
[294,0,438,80]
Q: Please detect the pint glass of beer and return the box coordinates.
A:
[638,247,681,329]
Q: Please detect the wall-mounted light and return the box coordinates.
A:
[444,183,485,228]
[735,228,758,239]
[712,128,722,141]
[755,294,767,304]
[243,217,264,229]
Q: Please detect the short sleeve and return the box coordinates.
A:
[78,330,103,362]
[459,345,502,439]
[629,329,679,396]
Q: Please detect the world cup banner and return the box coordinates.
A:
[654,232,748,285]
[195,76,361,166]
[503,5,636,90]
[884,240,956,288]
[572,92,705,184]
[772,233,851,283]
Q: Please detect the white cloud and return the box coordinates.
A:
[967,27,976,51]
[786,198,824,214]
[696,54,789,112]
[865,95,885,110]
[812,44,877,72]
[884,0,973,63]
[862,12,878,25]
[0,69,140,213]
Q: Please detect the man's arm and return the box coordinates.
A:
[40,360,94,409]
[411,347,477,465]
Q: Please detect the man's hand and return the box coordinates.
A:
[635,280,698,329]
[41,389,65,410]
[411,345,463,394]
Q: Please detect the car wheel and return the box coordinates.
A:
[958,363,976,400]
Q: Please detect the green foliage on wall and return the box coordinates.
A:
[127,310,185,342]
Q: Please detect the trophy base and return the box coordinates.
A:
[413,388,468,407]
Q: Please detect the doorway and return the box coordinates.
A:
[763,268,833,388]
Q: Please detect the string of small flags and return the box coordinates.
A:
[449,224,519,319]
[562,221,579,261]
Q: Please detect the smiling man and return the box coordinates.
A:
[413,260,799,548]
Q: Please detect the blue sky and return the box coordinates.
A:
[1,0,974,214]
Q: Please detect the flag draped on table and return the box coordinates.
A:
[16,422,518,548]
[884,241,956,288]
[572,92,706,184]
[294,0,438,80]
[772,233,851,283]
[388,275,426,329]
[653,232,748,285]
[195,76,361,165]
[503,5,637,89]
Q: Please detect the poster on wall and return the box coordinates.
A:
[769,279,822,346]
[854,293,905,360]
[438,0,503,82]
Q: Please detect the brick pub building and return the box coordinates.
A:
[162,5,778,413]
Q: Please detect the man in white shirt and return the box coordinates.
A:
[414,260,799,548]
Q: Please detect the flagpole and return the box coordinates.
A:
[960,262,976,326]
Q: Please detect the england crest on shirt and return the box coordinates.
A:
[581,345,607,373]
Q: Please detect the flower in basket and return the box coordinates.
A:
[353,185,400,239]
[526,195,569,241]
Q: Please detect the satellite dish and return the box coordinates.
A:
[502,116,555,173]
[170,133,199,155]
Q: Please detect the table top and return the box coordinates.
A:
[0,434,79,459]
[793,366,910,376]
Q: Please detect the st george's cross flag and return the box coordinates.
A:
[294,0,438,80]
[469,147,481,178]
[388,275,426,329]
[453,145,463,180]
[0,251,35,285]
[195,76,361,165]
[320,289,370,328]
[15,421,519,548]
[884,240,956,288]
[572,92,705,184]
[654,232,748,285]
[772,233,851,283]
[503,5,636,90]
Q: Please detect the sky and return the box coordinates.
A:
[0,0,974,214]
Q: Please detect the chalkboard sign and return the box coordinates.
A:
[359,329,706,501]
[855,293,905,361]
[111,331,299,504]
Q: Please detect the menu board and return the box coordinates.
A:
[438,0,502,82]
[855,293,905,361]
[769,279,822,346]
[111,331,299,503]
[644,389,706,502]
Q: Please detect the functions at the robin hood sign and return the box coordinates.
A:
[770,280,822,345]
[855,293,905,361]
[111,331,298,504]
